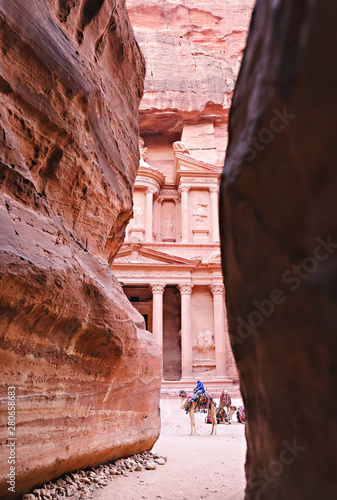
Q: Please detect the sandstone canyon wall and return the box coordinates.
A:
[127,0,254,151]
[0,1,161,498]
[220,1,337,498]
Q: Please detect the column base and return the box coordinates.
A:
[214,375,233,382]
[180,376,195,383]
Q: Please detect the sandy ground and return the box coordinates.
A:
[95,398,247,500]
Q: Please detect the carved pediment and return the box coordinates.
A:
[173,151,222,187]
[114,253,160,264]
[113,245,197,267]
[176,153,222,173]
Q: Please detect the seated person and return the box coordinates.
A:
[192,378,205,400]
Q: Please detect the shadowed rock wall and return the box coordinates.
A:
[0,1,161,498]
[220,1,337,498]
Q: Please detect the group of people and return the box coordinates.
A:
[192,378,245,423]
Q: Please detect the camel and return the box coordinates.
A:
[227,405,236,423]
[179,390,217,435]
[237,406,245,423]
[220,390,232,416]
[216,401,236,424]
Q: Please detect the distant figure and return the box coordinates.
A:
[220,389,232,415]
[192,377,205,400]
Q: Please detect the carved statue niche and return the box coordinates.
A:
[197,330,215,353]
[131,204,144,229]
[164,214,174,235]
[162,200,175,240]
[192,203,208,226]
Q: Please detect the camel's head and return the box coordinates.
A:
[179,390,187,399]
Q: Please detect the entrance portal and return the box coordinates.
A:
[163,285,181,381]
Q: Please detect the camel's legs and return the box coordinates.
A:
[210,403,217,435]
[189,408,196,435]
[226,405,232,424]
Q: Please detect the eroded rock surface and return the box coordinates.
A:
[126,0,254,136]
[0,1,161,498]
[220,1,337,498]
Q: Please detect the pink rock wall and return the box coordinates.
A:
[220,1,337,498]
[126,0,254,136]
[0,1,161,498]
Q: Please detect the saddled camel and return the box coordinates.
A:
[217,404,237,424]
[220,390,232,416]
[179,390,217,435]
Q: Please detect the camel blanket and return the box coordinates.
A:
[216,406,227,422]
[184,392,215,414]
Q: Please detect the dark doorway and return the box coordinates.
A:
[163,285,181,380]
[142,314,148,330]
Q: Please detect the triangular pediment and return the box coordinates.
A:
[113,244,198,266]
[175,151,223,173]
[174,151,222,185]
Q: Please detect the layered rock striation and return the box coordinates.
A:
[220,1,337,498]
[126,0,254,136]
[0,1,161,498]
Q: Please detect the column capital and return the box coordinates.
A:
[209,186,219,194]
[209,283,225,295]
[178,185,190,194]
[178,283,193,295]
[146,186,157,195]
[150,284,165,294]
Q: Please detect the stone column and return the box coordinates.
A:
[210,186,220,243]
[179,186,190,243]
[151,284,165,350]
[157,198,163,241]
[173,198,179,242]
[145,187,155,242]
[179,284,193,379]
[209,284,226,378]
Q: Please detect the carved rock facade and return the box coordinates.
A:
[113,0,254,393]
[0,1,161,498]
[114,146,237,391]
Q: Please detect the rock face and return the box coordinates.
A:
[126,0,254,139]
[220,1,337,498]
[0,1,161,498]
